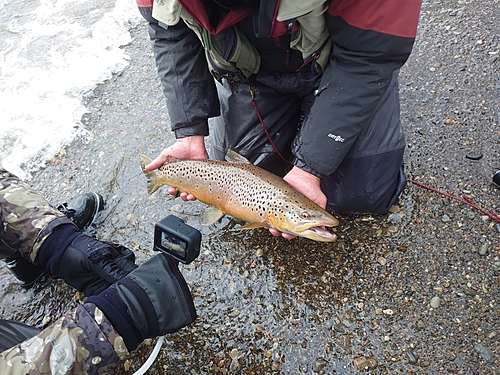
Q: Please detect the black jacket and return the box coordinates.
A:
[137,0,422,177]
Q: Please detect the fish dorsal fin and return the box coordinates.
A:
[238,222,268,230]
[200,206,225,226]
[140,154,152,168]
[225,150,251,164]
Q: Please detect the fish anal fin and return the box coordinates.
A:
[238,222,268,230]
[225,150,251,164]
[200,206,225,226]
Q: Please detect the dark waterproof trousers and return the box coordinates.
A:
[210,70,407,215]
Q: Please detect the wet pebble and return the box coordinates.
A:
[442,214,451,222]
[339,334,352,353]
[478,242,489,256]
[406,351,418,364]
[170,204,182,212]
[312,358,329,373]
[333,322,348,334]
[463,286,477,296]
[388,225,398,233]
[430,296,440,308]
[388,205,400,213]
[352,356,378,371]
[474,343,494,363]
[255,325,265,333]
[229,358,239,372]
[229,348,238,359]
[123,359,131,371]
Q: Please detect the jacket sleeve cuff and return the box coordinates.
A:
[293,157,325,179]
[173,120,209,139]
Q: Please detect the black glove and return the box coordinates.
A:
[38,224,137,296]
[87,253,197,351]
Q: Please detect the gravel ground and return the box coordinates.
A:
[1,0,498,373]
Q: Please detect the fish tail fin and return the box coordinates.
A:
[140,154,162,195]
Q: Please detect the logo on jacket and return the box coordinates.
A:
[328,133,345,142]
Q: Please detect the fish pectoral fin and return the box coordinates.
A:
[237,222,268,230]
[225,150,251,164]
[200,206,225,226]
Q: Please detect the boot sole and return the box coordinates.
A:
[87,192,105,229]
[19,271,45,289]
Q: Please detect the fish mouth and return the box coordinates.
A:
[298,225,337,242]
[282,222,337,242]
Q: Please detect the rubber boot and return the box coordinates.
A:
[3,252,44,288]
[57,192,105,231]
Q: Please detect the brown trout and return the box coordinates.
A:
[140,151,339,242]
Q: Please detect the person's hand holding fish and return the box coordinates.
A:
[266,166,328,240]
[145,136,208,201]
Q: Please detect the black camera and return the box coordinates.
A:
[493,170,500,189]
[154,215,201,264]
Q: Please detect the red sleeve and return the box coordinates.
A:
[328,0,421,38]
[136,0,152,7]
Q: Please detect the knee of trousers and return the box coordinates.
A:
[322,149,407,215]
[1,174,68,260]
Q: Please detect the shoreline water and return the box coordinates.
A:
[0,0,141,180]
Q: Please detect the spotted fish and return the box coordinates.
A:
[140,151,338,242]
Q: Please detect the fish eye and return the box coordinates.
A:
[300,211,311,219]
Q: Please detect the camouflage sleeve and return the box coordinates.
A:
[0,168,76,263]
[0,303,129,375]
